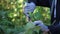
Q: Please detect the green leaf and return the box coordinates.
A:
[25,22,35,30]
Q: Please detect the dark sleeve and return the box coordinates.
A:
[28,0,51,7]
[48,24,60,34]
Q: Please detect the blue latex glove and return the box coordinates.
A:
[33,20,49,32]
[24,2,36,16]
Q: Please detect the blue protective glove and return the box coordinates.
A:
[33,20,49,32]
[24,2,36,16]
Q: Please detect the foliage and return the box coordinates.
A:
[0,0,50,34]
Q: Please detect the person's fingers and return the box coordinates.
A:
[24,2,36,14]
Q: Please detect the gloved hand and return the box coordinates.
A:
[33,20,49,32]
[24,2,36,16]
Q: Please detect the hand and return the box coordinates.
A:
[33,20,49,32]
[24,2,36,16]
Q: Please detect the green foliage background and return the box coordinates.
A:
[0,0,50,34]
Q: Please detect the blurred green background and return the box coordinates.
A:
[0,0,51,34]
